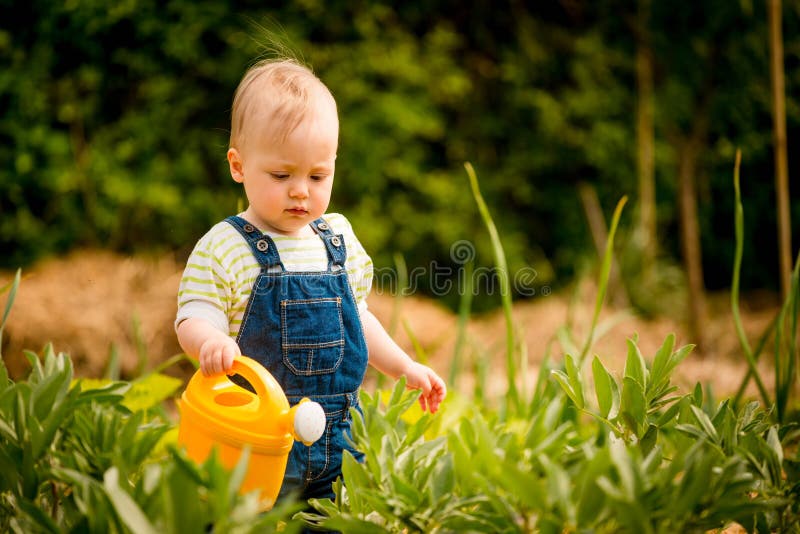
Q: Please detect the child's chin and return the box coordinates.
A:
[278,222,313,236]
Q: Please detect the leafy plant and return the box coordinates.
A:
[300,335,799,532]
[0,274,302,533]
[298,378,485,533]
[298,165,800,532]
[0,346,304,533]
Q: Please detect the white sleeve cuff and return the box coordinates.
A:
[175,301,230,335]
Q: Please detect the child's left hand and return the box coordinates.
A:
[403,362,447,413]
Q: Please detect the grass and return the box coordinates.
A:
[731,149,800,423]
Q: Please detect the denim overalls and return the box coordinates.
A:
[225,215,368,501]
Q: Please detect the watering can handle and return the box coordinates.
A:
[195,355,285,411]
[227,356,273,398]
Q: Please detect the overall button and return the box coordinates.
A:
[256,239,269,251]
[317,222,329,231]
[330,236,341,247]
[243,224,255,233]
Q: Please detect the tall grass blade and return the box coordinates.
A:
[379,253,409,390]
[772,253,800,421]
[131,314,149,378]
[105,344,121,381]
[450,259,474,388]
[389,252,408,338]
[151,352,197,374]
[730,150,772,409]
[733,315,777,406]
[465,162,519,411]
[578,196,628,365]
[471,343,489,406]
[0,269,21,353]
[402,319,429,365]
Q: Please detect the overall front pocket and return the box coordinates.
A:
[281,297,344,375]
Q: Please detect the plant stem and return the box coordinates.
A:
[579,196,628,365]
[730,150,772,410]
[465,162,519,411]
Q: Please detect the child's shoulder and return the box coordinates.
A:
[320,213,355,235]
[192,219,247,252]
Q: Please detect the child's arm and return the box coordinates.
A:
[360,309,447,413]
[177,317,240,376]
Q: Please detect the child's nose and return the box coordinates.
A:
[289,180,309,198]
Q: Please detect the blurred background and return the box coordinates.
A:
[1,1,798,384]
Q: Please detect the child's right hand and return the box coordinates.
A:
[198,335,241,376]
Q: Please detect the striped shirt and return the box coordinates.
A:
[175,213,373,336]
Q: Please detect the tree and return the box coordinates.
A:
[635,0,657,285]
[768,0,792,301]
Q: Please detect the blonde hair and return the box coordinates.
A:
[229,59,337,149]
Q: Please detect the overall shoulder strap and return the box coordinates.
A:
[311,217,347,269]
[224,216,284,270]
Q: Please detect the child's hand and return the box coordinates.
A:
[403,362,447,413]
[198,335,241,376]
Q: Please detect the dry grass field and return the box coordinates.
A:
[0,250,781,403]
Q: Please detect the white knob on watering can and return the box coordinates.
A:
[291,399,327,446]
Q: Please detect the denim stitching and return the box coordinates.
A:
[281,297,344,375]
[307,419,334,482]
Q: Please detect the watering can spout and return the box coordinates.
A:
[288,399,326,446]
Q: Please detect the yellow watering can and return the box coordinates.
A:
[177,355,326,510]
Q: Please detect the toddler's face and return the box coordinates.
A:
[228,106,338,236]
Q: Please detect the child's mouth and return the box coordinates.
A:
[287,208,308,216]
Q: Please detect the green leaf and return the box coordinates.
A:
[649,333,676,383]
[551,370,582,409]
[624,339,647,387]
[387,372,407,409]
[655,396,686,427]
[18,498,60,534]
[690,405,720,444]
[390,472,422,507]
[639,424,658,456]
[665,344,693,375]
[0,356,9,392]
[564,353,584,409]
[0,269,21,336]
[228,444,250,499]
[430,453,455,504]
[592,355,619,419]
[692,382,703,407]
[14,388,28,445]
[766,426,783,465]
[540,454,574,522]
[105,344,122,381]
[168,448,206,486]
[0,415,16,442]
[620,377,646,436]
[297,513,391,534]
[576,449,611,526]
[607,437,636,502]
[341,451,371,511]
[674,424,709,441]
[31,366,70,422]
[122,373,182,412]
[103,467,159,534]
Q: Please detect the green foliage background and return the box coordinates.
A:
[2,1,799,309]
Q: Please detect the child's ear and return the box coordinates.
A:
[227,148,245,183]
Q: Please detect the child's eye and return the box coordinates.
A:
[270,172,289,180]
[311,175,327,182]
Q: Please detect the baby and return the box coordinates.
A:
[175,58,446,502]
